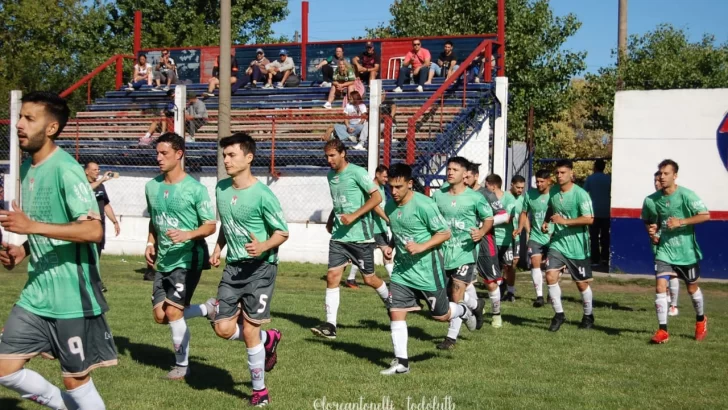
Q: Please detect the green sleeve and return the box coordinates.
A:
[577,189,594,217]
[354,167,377,195]
[62,166,100,220]
[262,191,289,233]
[684,190,708,215]
[640,197,657,223]
[476,194,493,220]
[421,199,449,234]
[195,185,216,224]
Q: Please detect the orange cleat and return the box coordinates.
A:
[650,329,670,344]
[695,316,708,341]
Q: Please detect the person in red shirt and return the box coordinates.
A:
[204,54,239,97]
[393,39,431,93]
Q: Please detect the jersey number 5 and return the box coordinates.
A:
[256,295,269,314]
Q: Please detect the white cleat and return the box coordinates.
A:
[380,359,409,375]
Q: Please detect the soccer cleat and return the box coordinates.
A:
[310,322,337,339]
[164,366,189,380]
[101,286,108,293]
[344,279,359,289]
[668,306,679,317]
[695,316,707,341]
[462,307,477,331]
[578,314,595,329]
[548,314,566,332]
[650,329,670,344]
[264,329,282,372]
[533,296,545,308]
[392,87,403,93]
[501,292,516,302]
[250,388,270,407]
[203,298,217,322]
[491,314,503,329]
[473,298,486,330]
[380,359,409,375]
[436,337,456,350]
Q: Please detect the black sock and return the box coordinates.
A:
[697,315,704,322]
[659,324,668,331]
[397,357,409,367]
[556,312,565,318]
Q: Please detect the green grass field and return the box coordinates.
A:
[0,256,726,409]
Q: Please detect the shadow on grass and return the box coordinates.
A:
[0,398,22,409]
[500,313,648,337]
[561,295,641,312]
[274,311,322,330]
[114,336,248,400]
[307,338,438,367]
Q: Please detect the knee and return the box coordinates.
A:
[214,321,236,339]
[63,376,90,391]
[362,274,379,286]
[0,361,24,378]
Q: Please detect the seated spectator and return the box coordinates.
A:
[264,49,298,89]
[153,49,177,91]
[140,90,176,144]
[238,48,270,89]
[351,42,380,84]
[333,91,368,150]
[393,39,430,93]
[426,41,458,84]
[185,92,208,142]
[203,54,239,97]
[126,54,153,91]
[315,46,348,87]
[322,60,355,109]
[467,50,496,83]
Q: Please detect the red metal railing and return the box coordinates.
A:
[59,54,135,100]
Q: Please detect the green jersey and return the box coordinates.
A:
[328,163,378,242]
[385,192,450,292]
[513,194,525,230]
[523,189,553,245]
[641,186,708,265]
[216,179,289,264]
[433,186,493,269]
[547,185,594,260]
[372,183,388,235]
[495,192,517,246]
[145,174,216,272]
[18,148,106,319]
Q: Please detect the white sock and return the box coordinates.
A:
[325,287,340,326]
[0,369,67,409]
[247,343,265,391]
[385,263,394,277]
[465,284,478,309]
[669,278,679,307]
[581,286,593,316]
[488,288,501,315]
[227,324,241,341]
[347,265,358,281]
[169,318,189,366]
[691,288,704,316]
[260,329,268,346]
[656,292,668,325]
[548,284,564,314]
[447,316,462,340]
[65,379,105,410]
[391,320,408,360]
[531,268,543,297]
[448,301,471,320]
[507,285,516,295]
[375,283,389,302]
[184,304,207,320]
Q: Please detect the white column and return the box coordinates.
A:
[493,76,509,189]
[174,84,186,137]
[4,91,24,245]
[367,80,382,179]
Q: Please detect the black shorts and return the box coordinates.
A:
[215,260,277,324]
[476,237,502,283]
[498,243,515,266]
[546,249,592,282]
[527,240,549,259]
[446,263,477,284]
[387,282,449,318]
[328,240,375,274]
[152,268,202,309]
[374,232,390,248]
[655,260,701,283]
[0,305,118,377]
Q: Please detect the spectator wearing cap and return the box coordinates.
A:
[140,89,176,144]
[322,59,356,109]
[204,54,239,97]
[153,49,177,91]
[393,39,430,93]
[315,45,348,88]
[239,48,270,89]
[264,49,297,89]
[352,42,380,84]
[425,41,458,84]
[185,92,208,142]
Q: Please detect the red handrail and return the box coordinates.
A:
[60,54,135,99]
[270,118,281,177]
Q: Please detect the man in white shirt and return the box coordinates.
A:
[264,50,296,89]
[333,91,368,150]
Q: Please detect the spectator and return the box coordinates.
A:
[140,89,176,145]
[425,40,458,84]
[239,48,270,89]
[393,39,430,93]
[322,59,355,109]
[85,162,121,293]
[467,50,496,83]
[185,92,208,142]
[126,54,153,91]
[264,49,298,89]
[315,46,348,87]
[203,54,239,97]
[351,42,380,85]
[584,159,612,267]
[153,49,177,91]
[333,91,368,150]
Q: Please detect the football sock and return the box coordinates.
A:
[325,288,340,326]
[669,278,679,307]
[391,321,408,361]
[247,343,265,391]
[581,286,593,316]
[656,292,668,327]
[548,284,564,314]
[488,288,501,315]
[691,288,704,320]
[465,284,478,309]
[531,268,543,297]
[65,379,105,410]
[169,318,189,366]
[183,304,207,320]
[0,369,67,410]
[347,265,358,281]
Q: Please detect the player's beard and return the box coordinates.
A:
[18,130,47,153]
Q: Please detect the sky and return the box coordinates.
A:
[271,0,728,73]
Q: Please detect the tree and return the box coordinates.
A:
[366,0,586,145]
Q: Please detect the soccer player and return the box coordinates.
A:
[433,157,489,349]
[510,175,526,272]
[195,133,287,406]
[542,160,595,332]
[144,132,216,379]
[380,163,474,375]
[345,165,394,287]
[0,92,116,409]
[651,171,680,316]
[641,159,710,344]
[311,140,389,339]
[515,169,553,307]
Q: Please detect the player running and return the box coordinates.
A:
[0,92,116,409]
[641,159,710,344]
[311,140,389,339]
[650,171,680,316]
[433,157,489,350]
[380,164,474,375]
[144,133,216,380]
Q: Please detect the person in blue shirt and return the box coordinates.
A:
[583,159,612,267]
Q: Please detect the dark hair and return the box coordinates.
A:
[375,165,388,174]
[156,132,185,153]
[220,132,256,156]
[555,159,573,169]
[535,169,551,179]
[654,170,661,177]
[467,162,481,174]
[84,162,98,169]
[21,92,70,139]
[388,163,413,182]
[511,175,526,184]
[324,139,347,154]
[335,45,344,52]
[485,174,502,186]
[594,159,606,172]
[138,54,147,61]
[447,156,470,169]
[350,90,363,105]
[658,159,678,173]
[445,40,454,47]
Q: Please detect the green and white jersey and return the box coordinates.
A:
[385,192,450,292]
[18,148,106,319]
[328,163,378,242]
[145,174,216,272]
[513,194,525,230]
[547,185,594,260]
[372,183,388,235]
[495,191,517,246]
[216,179,289,264]
[523,189,553,245]
[641,186,708,265]
[433,186,492,269]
